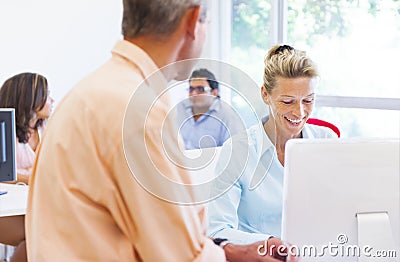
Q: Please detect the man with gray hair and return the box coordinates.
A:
[27,0,290,261]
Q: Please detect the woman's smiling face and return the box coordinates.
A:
[262,76,316,138]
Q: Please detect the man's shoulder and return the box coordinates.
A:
[53,58,147,132]
[176,99,192,109]
[211,99,235,116]
[225,124,261,148]
[175,99,192,120]
[73,55,145,99]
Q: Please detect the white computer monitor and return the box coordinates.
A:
[281,138,399,262]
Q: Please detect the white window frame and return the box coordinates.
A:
[274,0,400,112]
[206,0,400,113]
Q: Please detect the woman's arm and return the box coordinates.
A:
[223,238,298,262]
[16,172,30,185]
[2,172,30,185]
[207,179,271,244]
[207,135,272,245]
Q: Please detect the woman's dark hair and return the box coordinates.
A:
[0,73,48,143]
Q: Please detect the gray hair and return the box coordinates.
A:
[263,44,319,94]
[122,0,207,38]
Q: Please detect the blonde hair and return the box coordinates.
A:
[263,45,318,93]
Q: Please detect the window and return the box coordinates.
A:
[230,0,271,84]
[287,0,400,137]
[228,0,271,126]
[227,0,400,137]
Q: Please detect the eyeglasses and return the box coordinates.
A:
[188,86,212,93]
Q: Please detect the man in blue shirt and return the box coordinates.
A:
[177,68,244,149]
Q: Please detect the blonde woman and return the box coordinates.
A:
[208,45,337,245]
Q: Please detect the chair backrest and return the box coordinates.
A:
[306,118,340,138]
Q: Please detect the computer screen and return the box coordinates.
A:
[281,138,399,262]
[0,108,16,182]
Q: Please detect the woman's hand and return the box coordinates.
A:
[2,172,29,185]
[223,237,299,262]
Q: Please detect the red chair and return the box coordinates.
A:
[306,118,340,138]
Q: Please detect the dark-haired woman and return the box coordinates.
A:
[0,72,53,262]
[0,72,54,184]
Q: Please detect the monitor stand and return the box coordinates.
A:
[357,212,398,262]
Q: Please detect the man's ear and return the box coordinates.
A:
[183,5,201,39]
[211,88,218,97]
[261,86,270,104]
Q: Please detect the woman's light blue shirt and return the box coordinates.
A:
[207,122,336,245]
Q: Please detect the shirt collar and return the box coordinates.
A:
[208,98,221,112]
[181,99,192,110]
[301,124,315,138]
[111,40,167,89]
[254,117,317,156]
[247,123,275,157]
[254,116,275,155]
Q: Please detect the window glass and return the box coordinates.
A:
[230,0,400,137]
[231,0,271,84]
[313,107,400,138]
[287,0,400,98]
[230,0,271,125]
[288,0,400,138]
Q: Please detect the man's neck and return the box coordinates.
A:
[124,35,183,81]
[191,97,217,118]
[191,106,209,122]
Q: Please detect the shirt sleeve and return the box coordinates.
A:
[207,180,271,245]
[307,124,338,138]
[325,128,338,138]
[16,141,35,176]
[206,136,272,245]
[111,100,226,261]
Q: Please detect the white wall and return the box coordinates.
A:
[0,0,228,106]
[0,0,123,104]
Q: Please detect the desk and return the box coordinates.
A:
[184,147,221,184]
[0,184,28,260]
[0,183,28,217]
